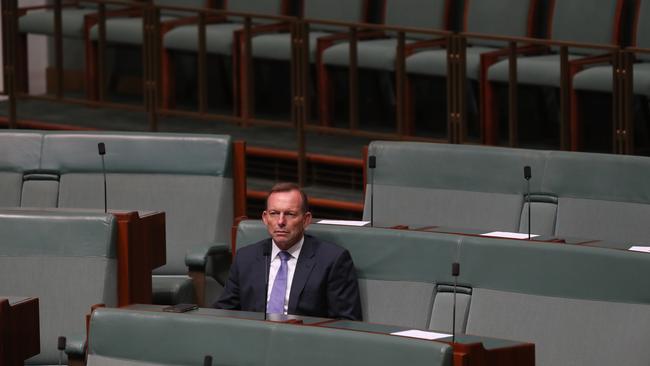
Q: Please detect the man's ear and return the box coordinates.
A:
[303,211,312,227]
[262,210,269,225]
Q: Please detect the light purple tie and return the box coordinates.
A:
[267,251,291,314]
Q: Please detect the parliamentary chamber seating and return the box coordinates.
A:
[0,130,235,307]
[364,140,650,244]
[84,306,453,366]
[235,219,650,366]
[0,208,118,365]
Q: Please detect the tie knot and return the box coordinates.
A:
[278,251,291,262]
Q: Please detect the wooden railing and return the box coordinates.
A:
[2,0,643,183]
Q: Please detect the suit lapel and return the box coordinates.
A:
[288,236,316,313]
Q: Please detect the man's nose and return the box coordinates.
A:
[277,214,286,225]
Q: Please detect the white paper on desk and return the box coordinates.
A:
[629,246,650,253]
[390,330,451,340]
[481,231,540,239]
[316,219,370,227]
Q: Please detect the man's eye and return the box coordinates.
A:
[269,211,280,217]
[285,213,297,218]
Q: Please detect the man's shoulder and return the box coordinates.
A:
[235,239,270,258]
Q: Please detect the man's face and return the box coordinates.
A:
[262,190,312,250]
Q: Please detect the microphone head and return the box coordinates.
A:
[368,155,376,169]
[203,355,213,366]
[523,166,531,180]
[98,142,106,156]
[57,336,66,351]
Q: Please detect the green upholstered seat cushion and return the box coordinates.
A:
[573,62,650,96]
[406,45,500,79]
[163,22,244,54]
[322,38,413,71]
[19,8,97,38]
[88,15,177,45]
[251,31,331,62]
[487,53,582,86]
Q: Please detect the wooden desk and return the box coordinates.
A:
[112,211,166,306]
[0,297,40,366]
[321,320,535,366]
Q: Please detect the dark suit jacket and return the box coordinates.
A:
[215,235,362,320]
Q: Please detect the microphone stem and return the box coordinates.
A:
[370,168,374,227]
[527,179,531,240]
[452,275,457,344]
[101,156,107,213]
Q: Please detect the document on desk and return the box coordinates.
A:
[481,231,540,239]
[629,246,650,253]
[316,219,370,227]
[390,330,451,340]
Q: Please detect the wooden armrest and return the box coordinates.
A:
[234,21,292,38]
[569,52,615,75]
[315,30,386,53]
[159,14,228,33]
[18,1,80,16]
[480,44,549,68]
[404,37,447,57]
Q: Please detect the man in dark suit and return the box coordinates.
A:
[215,183,362,320]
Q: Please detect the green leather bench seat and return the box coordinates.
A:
[0,130,234,306]
[367,141,650,244]
[0,209,118,365]
[236,220,650,366]
[365,141,551,233]
[86,307,453,366]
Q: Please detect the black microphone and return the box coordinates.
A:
[368,155,376,227]
[203,355,213,366]
[451,240,461,345]
[57,336,66,366]
[524,166,532,240]
[98,142,107,213]
[263,243,271,321]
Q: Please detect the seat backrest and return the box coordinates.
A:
[459,234,650,366]
[303,0,367,32]
[465,0,537,47]
[364,141,550,233]
[0,209,118,365]
[86,307,453,366]
[542,150,650,244]
[550,0,624,54]
[0,132,43,207]
[383,0,448,40]
[633,0,650,60]
[226,0,288,23]
[39,132,234,276]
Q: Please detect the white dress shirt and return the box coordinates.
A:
[266,237,304,314]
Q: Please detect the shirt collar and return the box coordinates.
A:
[271,236,304,260]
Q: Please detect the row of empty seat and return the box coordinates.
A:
[10,0,650,152]
[364,140,650,244]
